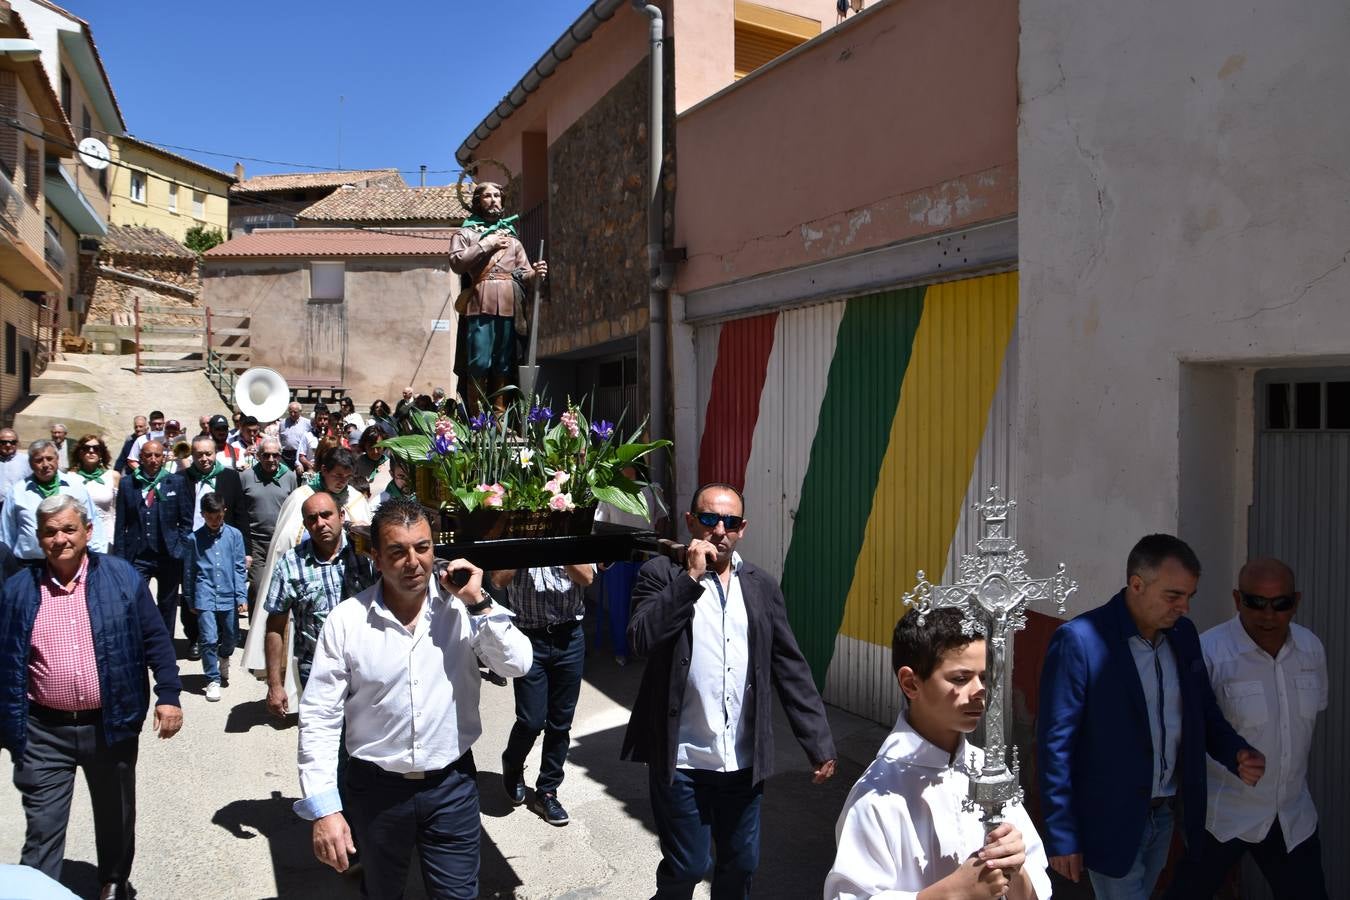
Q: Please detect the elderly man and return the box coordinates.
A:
[1,441,105,560]
[295,497,532,898]
[1165,558,1330,899]
[114,440,194,649]
[184,435,247,536]
[278,402,313,472]
[112,416,148,476]
[0,427,31,515]
[263,491,376,718]
[0,494,182,899]
[448,182,547,411]
[1037,534,1265,900]
[125,410,167,473]
[240,437,297,609]
[623,482,837,899]
[48,425,70,472]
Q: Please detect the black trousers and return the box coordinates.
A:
[12,712,138,889]
[132,551,198,644]
[1166,821,1329,899]
[502,623,586,794]
[344,752,480,900]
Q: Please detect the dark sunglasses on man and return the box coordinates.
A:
[1239,591,1297,612]
[695,512,744,530]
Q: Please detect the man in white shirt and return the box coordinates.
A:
[294,497,532,899]
[623,482,837,899]
[125,411,167,472]
[1165,557,1329,899]
[0,428,32,515]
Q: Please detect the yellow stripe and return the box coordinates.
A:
[839,272,1018,644]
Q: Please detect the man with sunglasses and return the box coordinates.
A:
[1164,558,1329,898]
[240,437,297,611]
[623,482,836,900]
[0,428,31,518]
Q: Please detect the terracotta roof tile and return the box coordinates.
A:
[103,225,195,259]
[295,185,470,225]
[231,169,405,195]
[202,228,456,260]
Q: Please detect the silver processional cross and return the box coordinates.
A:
[903,486,1077,832]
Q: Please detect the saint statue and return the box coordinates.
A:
[449,182,548,412]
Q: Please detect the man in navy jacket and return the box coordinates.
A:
[1037,534,1265,900]
[0,493,181,899]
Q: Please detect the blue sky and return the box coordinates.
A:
[71,0,590,184]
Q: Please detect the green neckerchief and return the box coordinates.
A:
[307,473,350,509]
[252,460,292,485]
[385,478,411,501]
[31,475,61,499]
[76,467,107,485]
[134,466,169,500]
[461,213,519,238]
[186,460,225,488]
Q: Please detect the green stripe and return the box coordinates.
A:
[780,287,925,688]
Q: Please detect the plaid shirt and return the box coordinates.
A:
[28,557,101,711]
[264,540,364,684]
[505,566,592,630]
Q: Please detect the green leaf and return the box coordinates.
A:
[408,408,438,437]
[591,483,649,518]
[615,439,673,464]
[379,435,432,463]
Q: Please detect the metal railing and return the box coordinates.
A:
[43,219,65,272]
[520,200,548,263]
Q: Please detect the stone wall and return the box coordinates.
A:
[89,252,200,326]
[539,58,673,359]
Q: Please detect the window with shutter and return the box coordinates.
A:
[0,71,17,178]
[23,145,39,204]
[310,261,345,302]
[733,1,819,79]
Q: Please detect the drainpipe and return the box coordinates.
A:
[633,1,675,516]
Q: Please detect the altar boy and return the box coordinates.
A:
[825,608,1052,900]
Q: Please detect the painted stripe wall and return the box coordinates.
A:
[693,272,1019,723]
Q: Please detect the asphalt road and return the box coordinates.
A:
[0,626,890,900]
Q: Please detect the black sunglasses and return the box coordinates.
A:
[1240,591,1296,612]
[695,512,744,530]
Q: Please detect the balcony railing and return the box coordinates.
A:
[0,165,19,233]
[44,219,65,272]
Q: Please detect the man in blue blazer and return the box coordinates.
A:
[113,440,195,646]
[1037,534,1266,900]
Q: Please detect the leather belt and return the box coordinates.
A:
[30,702,101,726]
[475,270,514,284]
[522,619,581,636]
[351,749,474,782]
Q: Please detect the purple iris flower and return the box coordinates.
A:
[528,405,553,425]
[590,419,615,442]
[432,434,456,455]
[469,412,495,432]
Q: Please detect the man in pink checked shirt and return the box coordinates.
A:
[0,493,183,900]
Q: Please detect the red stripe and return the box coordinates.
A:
[697,313,778,491]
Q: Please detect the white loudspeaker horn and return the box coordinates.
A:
[234,367,291,423]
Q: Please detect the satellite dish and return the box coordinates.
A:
[77,137,110,171]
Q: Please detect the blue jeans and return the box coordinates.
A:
[502,623,585,793]
[1088,801,1174,900]
[344,753,479,900]
[649,767,763,900]
[196,608,238,683]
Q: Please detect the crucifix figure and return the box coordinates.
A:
[903,486,1077,843]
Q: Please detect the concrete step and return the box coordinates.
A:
[27,376,96,395]
[43,361,94,375]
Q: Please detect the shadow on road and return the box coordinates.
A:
[55,858,99,899]
[225,698,291,734]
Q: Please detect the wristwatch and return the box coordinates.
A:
[464,589,494,615]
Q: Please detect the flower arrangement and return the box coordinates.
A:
[379,393,670,528]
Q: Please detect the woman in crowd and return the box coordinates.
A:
[73,434,119,552]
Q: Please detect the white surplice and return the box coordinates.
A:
[825,710,1052,900]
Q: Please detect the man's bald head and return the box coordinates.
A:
[301,490,343,554]
[1237,557,1295,595]
[302,491,339,518]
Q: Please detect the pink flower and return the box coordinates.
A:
[553,470,570,486]
[434,417,455,438]
[548,492,575,512]
[477,482,506,508]
[544,479,561,495]
[560,411,580,438]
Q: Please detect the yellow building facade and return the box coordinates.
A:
[108,135,232,244]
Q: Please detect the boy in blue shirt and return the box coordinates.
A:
[188,492,247,701]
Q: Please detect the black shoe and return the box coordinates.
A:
[502,758,526,806]
[530,791,569,826]
[186,642,201,661]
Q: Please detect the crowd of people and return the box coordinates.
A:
[0,402,1332,900]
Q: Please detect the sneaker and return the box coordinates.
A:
[187,642,201,661]
[530,791,569,826]
[205,681,221,702]
[502,757,526,806]
[219,657,231,687]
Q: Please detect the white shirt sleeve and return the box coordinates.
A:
[468,605,533,679]
[294,609,350,820]
[826,792,918,900]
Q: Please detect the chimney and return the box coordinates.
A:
[419,165,427,187]
[233,162,245,182]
